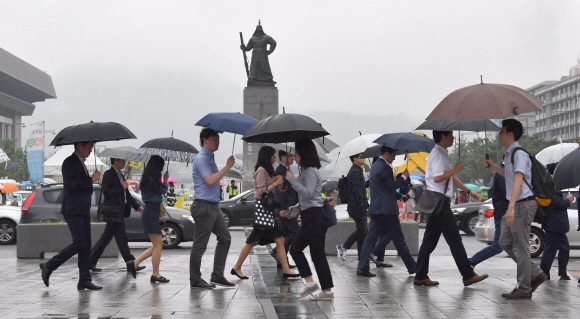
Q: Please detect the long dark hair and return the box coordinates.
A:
[295,138,321,169]
[254,146,276,176]
[140,155,165,194]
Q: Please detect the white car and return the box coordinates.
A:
[474,188,580,258]
[0,205,22,245]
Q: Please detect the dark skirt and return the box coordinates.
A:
[246,200,284,245]
[141,202,162,234]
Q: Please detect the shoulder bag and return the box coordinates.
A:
[322,199,337,227]
[415,179,450,216]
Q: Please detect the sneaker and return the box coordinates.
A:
[336,244,347,261]
[210,276,236,287]
[190,279,216,289]
[309,291,334,301]
[298,283,320,298]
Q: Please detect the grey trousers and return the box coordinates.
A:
[189,201,231,285]
[499,199,543,293]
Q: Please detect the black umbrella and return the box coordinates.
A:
[137,135,199,166]
[242,113,329,143]
[49,121,136,146]
[321,181,338,193]
[553,148,580,190]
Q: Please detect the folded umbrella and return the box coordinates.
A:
[552,147,580,190]
[242,113,329,143]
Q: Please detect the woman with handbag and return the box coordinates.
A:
[128,155,170,283]
[231,146,300,280]
[287,138,334,301]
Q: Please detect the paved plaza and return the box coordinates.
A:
[2,230,580,318]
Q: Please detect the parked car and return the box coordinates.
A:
[219,190,256,227]
[19,184,195,249]
[474,188,580,258]
[451,199,493,235]
[8,191,32,207]
[0,205,22,245]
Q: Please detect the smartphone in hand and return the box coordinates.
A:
[485,153,490,168]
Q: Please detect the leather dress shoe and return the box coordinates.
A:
[210,276,235,287]
[357,269,376,277]
[90,266,102,272]
[126,260,137,279]
[77,281,103,290]
[376,261,393,268]
[40,262,52,287]
[150,275,170,283]
[531,272,547,292]
[463,273,488,286]
[408,268,416,275]
[190,279,216,289]
[501,287,532,299]
[413,277,439,286]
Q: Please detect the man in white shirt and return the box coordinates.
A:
[484,119,547,299]
[414,130,488,287]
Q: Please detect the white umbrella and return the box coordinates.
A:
[0,148,10,163]
[535,143,579,166]
[339,134,382,158]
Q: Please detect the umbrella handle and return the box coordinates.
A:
[93,145,100,185]
[232,134,236,156]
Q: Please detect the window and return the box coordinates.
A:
[43,189,63,204]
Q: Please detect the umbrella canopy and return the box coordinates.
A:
[552,147,580,190]
[535,143,579,166]
[99,146,148,162]
[50,121,137,146]
[0,183,18,193]
[195,112,258,135]
[0,148,10,163]
[321,181,338,193]
[226,168,243,179]
[426,82,542,122]
[263,142,332,163]
[242,113,329,143]
[137,137,199,164]
[373,132,436,154]
[416,119,500,132]
[312,137,340,153]
[339,134,382,158]
[161,176,177,184]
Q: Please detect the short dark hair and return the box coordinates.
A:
[380,145,395,155]
[254,146,276,176]
[231,179,235,183]
[110,158,122,164]
[73,141,92,150]
[278,150,288,159]
[349,153,362,163]
[501,119,523,141]
[432,130,452,143]
[295,138,321,169]
[199,128,219,147]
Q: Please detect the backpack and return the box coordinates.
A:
[337,175,350,204]
[510,147,556,207]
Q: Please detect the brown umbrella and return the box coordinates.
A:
[426,81,542,121]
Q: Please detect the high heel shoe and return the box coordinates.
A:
[126,260,137,279]
[283,272,301,278]
[150,275,170,283]
[230,268,249,279]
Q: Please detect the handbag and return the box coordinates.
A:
[415,179,450,216]
[253,191,276,230]
[322,199,337,227]
[97,204,124,223]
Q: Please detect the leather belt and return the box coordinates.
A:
[194,199,219,206]
[516,196,535,203]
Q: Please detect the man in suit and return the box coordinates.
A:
[89,158,145,272]
[273,150,299,268]
[356,146,416,277]
[40,141,102,290]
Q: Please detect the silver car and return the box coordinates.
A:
[474,188,580,258]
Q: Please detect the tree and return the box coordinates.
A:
[449,134,558,185]
[0,139,30,181]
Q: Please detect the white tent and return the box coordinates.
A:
[44,145,109,179]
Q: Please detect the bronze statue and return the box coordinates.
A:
[240,22,277,85]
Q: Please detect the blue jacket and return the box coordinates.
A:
[368,158,408,215]
[543,191,570,233]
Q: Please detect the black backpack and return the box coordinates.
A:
[510,147,556,207]
[337,176,350,204]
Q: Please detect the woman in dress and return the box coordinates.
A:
[231,146,300,279]
[287,138,334,301]
[127,155,170,283]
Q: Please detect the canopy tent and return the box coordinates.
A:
[44,145,109,181]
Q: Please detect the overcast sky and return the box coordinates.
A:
[3,1,580,176]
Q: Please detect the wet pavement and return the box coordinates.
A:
[3,230,580,318]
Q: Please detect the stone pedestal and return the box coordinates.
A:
[242,86,279,191]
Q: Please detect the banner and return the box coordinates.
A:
[26,122,44,183]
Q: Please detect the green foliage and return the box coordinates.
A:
[449,134,558,185]
[0,139,29,181]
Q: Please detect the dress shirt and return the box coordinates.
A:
[192,147,220,202]
[75,152,89,176]
[503,141,533,201]
[425,144,454,198]
[288,167,323,211]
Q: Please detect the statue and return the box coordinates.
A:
[240,21,277,86]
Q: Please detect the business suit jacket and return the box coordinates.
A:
[275,164,299,211]
[543,191,570,233]
[61,153,94,216]
[101,167,140,217]
[368,158,408,216]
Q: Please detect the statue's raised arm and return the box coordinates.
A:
[240,22,276,86]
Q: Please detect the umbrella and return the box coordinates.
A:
[226,168,243,179]
[99,146,148,162]
[339,133,382,158]
[321,181,338,193]
[137,136,199,165]
[552,147,580,190]
[373,132,436,154]
[242,113,329,143]
[263,142,332,163]
[426,82,542,122]
[0,148,10,163]
[195,112,259,155]
[312,137,340,153]
[0,183,18,193]
[161,176,177,184]
[535,143,579,166]
[49,121,137,146]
